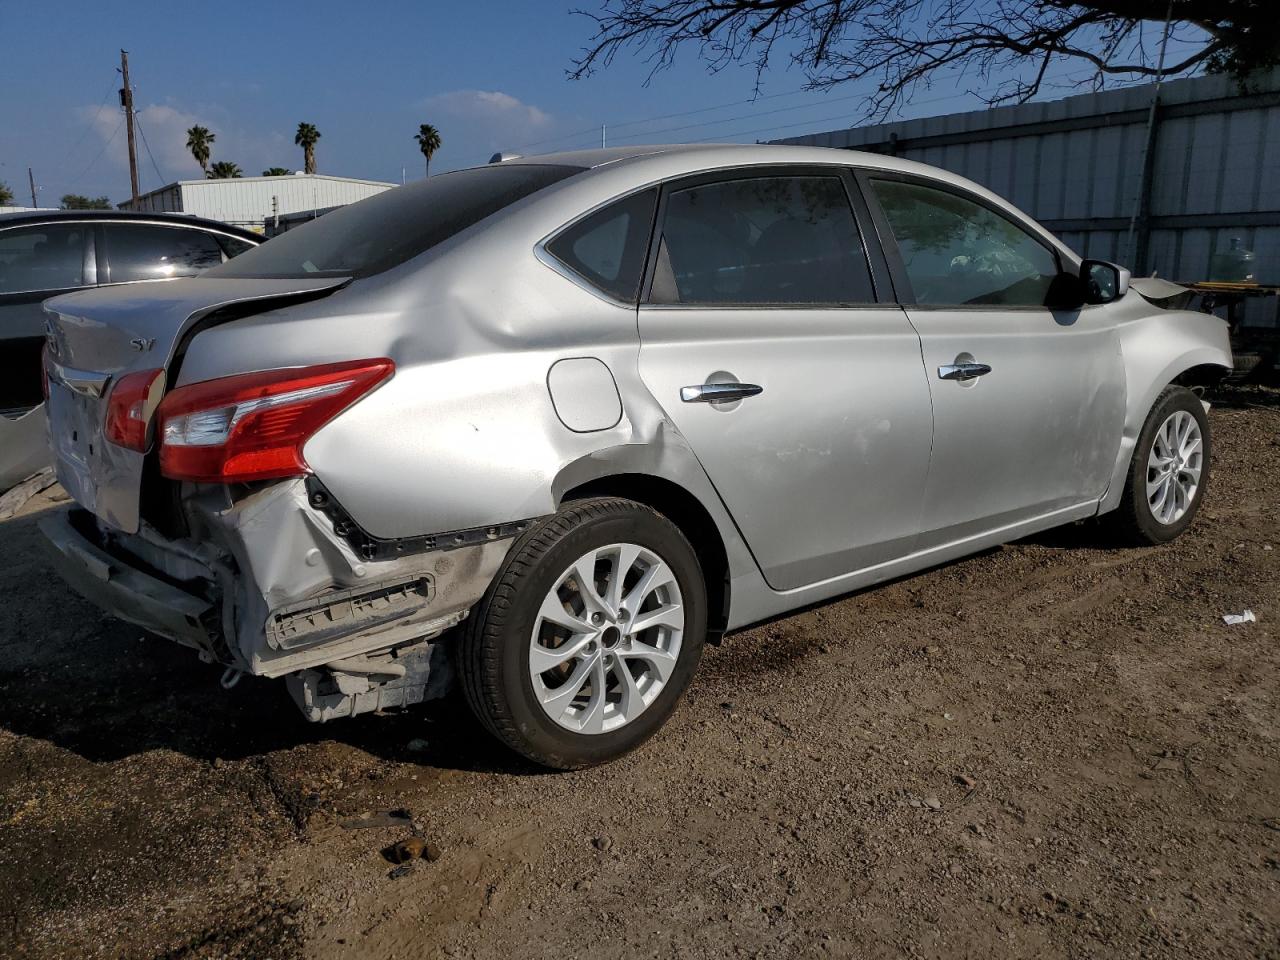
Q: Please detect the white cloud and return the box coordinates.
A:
[420,89,554,156]
[75,102,291,187]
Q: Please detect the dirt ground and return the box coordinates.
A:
[1,386,1277,960]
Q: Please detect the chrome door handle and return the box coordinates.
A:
[937,362,992,382]
[680,382,764,403]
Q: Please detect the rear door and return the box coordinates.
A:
[862,173,1126,550]
[0,221,95,412]
[636,167,934,592]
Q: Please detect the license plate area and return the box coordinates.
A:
[46,380,147,533]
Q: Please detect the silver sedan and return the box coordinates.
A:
[39,144,1231,768]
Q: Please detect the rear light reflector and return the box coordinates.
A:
[104,368,166,452]
[156,359,394,483]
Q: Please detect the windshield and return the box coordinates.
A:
[207,163,584,280]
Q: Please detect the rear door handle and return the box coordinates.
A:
[680,382,764,403]
[937,362,992,382]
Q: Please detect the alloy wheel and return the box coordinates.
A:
[529,542,684,734]
[1146,409,1203,525]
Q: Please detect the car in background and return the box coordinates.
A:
[0,210,261,490]
[35,146,1230,769]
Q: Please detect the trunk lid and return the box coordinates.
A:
[43,276,349,533]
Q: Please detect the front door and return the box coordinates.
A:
[636,170,935,591]
[864,176,1126,549]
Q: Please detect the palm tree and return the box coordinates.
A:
[414,123,443,178]
[261,167,293,176]
[207,161,243,179]
[295,122,321,175]
[186,125,216,176]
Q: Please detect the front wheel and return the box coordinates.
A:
[458,497,707,769]
[1110,385,1210,545]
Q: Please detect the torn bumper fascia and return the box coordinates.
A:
[40,478,516,678]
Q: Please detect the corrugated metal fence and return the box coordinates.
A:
[775,69,1280,288]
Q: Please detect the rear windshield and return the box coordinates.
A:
[207,163,584,280]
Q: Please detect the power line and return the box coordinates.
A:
[67,118,123,191]
[133,112,167,189]
[53,78,118,175]
[669,66,1104,146]
[602,88,872,146]
[519,60,1107,157]
[513,83,824,152]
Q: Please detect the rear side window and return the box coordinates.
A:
[215,234,257,258]
[208,164,584,280]
[0,223,88,294]
[546,189,656,303]
[650,175,874,305]
[869,179,1060,306]
[104,224,224,283]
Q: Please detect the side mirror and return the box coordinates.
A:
[1080,259,1130,305]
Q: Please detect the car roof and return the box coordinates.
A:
[500,142,934,177]
[0,208,262,240]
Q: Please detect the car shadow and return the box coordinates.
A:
[0,490,1140,775]
[0,503,548,776]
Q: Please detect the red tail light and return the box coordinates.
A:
[155,359,394,483]
[104,368,166,452]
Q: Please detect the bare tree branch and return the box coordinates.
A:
[570,0,1275,122]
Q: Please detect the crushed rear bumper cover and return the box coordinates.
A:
[39,481,517,694]
[40,506,215,650]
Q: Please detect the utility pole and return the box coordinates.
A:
[119,49,140,203]
[28,167,37,208]
[601,123,607,149]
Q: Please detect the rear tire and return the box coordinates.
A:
[458,497,707,769]
[1110,385,1210,545]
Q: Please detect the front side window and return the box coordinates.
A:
[651,175,874,305]
[208,163,584,280]
[105,224,224,283]
[0,223,88,294]
[546,189,656,303]
[870,179,1059,307]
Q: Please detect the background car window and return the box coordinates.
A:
[870,179,1059,306]
[105,225,225,283]
[215,234,257,259]
[652,175,874,305]
[0,224,87,294]
[546,189,656,302]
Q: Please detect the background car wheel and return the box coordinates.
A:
[1111,385,1210,545]
[458,497,707,769]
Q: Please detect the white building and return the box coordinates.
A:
[118,173,396,232]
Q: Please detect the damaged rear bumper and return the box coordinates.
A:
[39,507,216,650]
[39,480,522,718]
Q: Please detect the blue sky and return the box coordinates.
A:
[1,0,1162,205]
